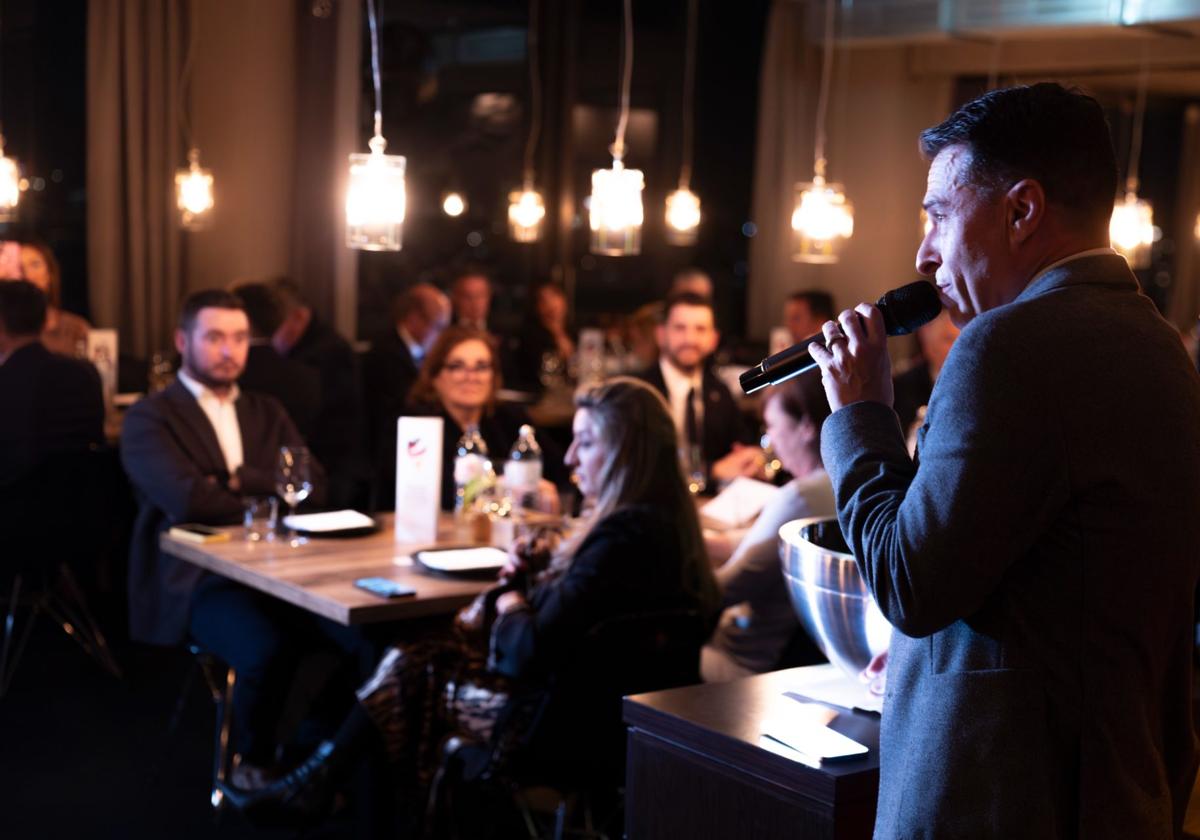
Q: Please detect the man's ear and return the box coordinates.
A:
[1006,179,1045,246]
[655,324,667,351]
[174,329,186,356]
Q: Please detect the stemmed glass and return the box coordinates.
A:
[275,446,314,547]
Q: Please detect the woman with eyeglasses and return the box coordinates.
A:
[406,325,565,511]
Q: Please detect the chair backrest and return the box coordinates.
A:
[1,446,108,574]
[576,607,707,698]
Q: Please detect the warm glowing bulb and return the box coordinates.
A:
[0,146,18,222]
[508,188,545,242]
[589,161,644,256]
[1194,212,1200,241]
[1109,192,1154,269]
[791,176,854,264]
[175,149,214,230]
[665,188,701,245]
[346,135,406,251]
[442,192,466,217]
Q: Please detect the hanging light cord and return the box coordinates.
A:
[522,0,541,188]
[1126,59,1149,195]
[367,0,384,142]
[679,0,698,188]
[611,0,634,163]
[177,0,197,156]
[812,0,835,180]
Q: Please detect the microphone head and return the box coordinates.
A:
[876,281,942,336]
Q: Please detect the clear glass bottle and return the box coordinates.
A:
[504,424,543,513]
[453,426,493,514]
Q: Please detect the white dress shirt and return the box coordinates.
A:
[397,326,424,365]
[659,358,703,445]
[178,368,244,477]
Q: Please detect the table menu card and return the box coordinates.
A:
[394,416,443,543]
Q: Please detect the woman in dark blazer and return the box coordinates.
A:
[225,377,720,825]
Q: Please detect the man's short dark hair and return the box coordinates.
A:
[178,289,245,333]
[0,280,48,337]
[452,265,492,289]
[230,283,283,338]
[919,83,1118,230]
[662,291,716,326]
[787,290,835,321]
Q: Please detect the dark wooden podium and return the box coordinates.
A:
[623,667,881,840]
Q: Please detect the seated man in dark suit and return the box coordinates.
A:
[231,282,320,440]
[637,292,760,489]
[121,289,366,789]
[363,282,450,506]
[0,280,104,489]
[272,279,367,509]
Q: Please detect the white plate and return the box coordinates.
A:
[415,546,507,574]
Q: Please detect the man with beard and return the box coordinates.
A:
[122,290,365,790]
[638,292,759,487]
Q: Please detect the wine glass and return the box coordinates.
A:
[275,446,314,546]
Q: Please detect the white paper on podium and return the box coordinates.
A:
[700,476,780,531]
[394,416,443,544]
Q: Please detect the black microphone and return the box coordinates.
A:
[739,281,942,395]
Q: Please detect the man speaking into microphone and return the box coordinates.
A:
[808,83,1200,838]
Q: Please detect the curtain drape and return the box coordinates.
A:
[87,0,187,359]
[1168,103,1200,334]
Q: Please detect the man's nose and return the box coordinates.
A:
[915,235,939,277]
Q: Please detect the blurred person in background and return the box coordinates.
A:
[272,279,367,509]
[638,292,759,489]
[0,280,103,488]
[892,310,960,436]
[19,240,90,357]
[233,282,320,440]
[784,290,834,345]
[364,283,451,508]
[510,280,575,394]
[450,267,494,334]
[701,375,833,682]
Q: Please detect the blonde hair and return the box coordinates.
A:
[548,377,718,614]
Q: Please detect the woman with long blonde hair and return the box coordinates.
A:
[225,377,719,826]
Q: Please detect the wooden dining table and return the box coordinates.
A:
[159,513,496,625]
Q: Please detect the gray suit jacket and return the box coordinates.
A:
[822,255,1200,838]
[120,381,321,645]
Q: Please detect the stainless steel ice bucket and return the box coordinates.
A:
[779,517,892,680]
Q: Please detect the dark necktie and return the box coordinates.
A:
[685,386,699,448]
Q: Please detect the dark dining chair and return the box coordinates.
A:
[427,607,708,840]
[0,447,122,698]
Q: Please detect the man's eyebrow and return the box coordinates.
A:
[922,199,945,211]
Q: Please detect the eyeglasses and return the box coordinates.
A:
[443,361,493,377]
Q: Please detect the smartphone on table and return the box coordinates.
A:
[354,577,417,599]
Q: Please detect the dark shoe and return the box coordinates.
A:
[220,741,338,827]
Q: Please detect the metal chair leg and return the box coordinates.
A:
[49,565,122,678]
[197,654,237,810]
[0,575,22,697]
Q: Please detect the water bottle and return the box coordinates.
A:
[504,424,543,513]
[454,426,492,513]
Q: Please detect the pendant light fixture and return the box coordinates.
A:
[0,135,18,222]
[589,0,643,256]
[665,0,701,246]
[346,0,406,251]
[442,191,467,217]
[174,1,213,231]
[1110,63,1155,269]
[0,5,20,222]
[792,0,853,264]
[508,0,546,242]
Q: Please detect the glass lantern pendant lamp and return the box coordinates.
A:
[175,148,214,230]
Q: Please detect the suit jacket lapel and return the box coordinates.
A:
[163,381,228,477]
